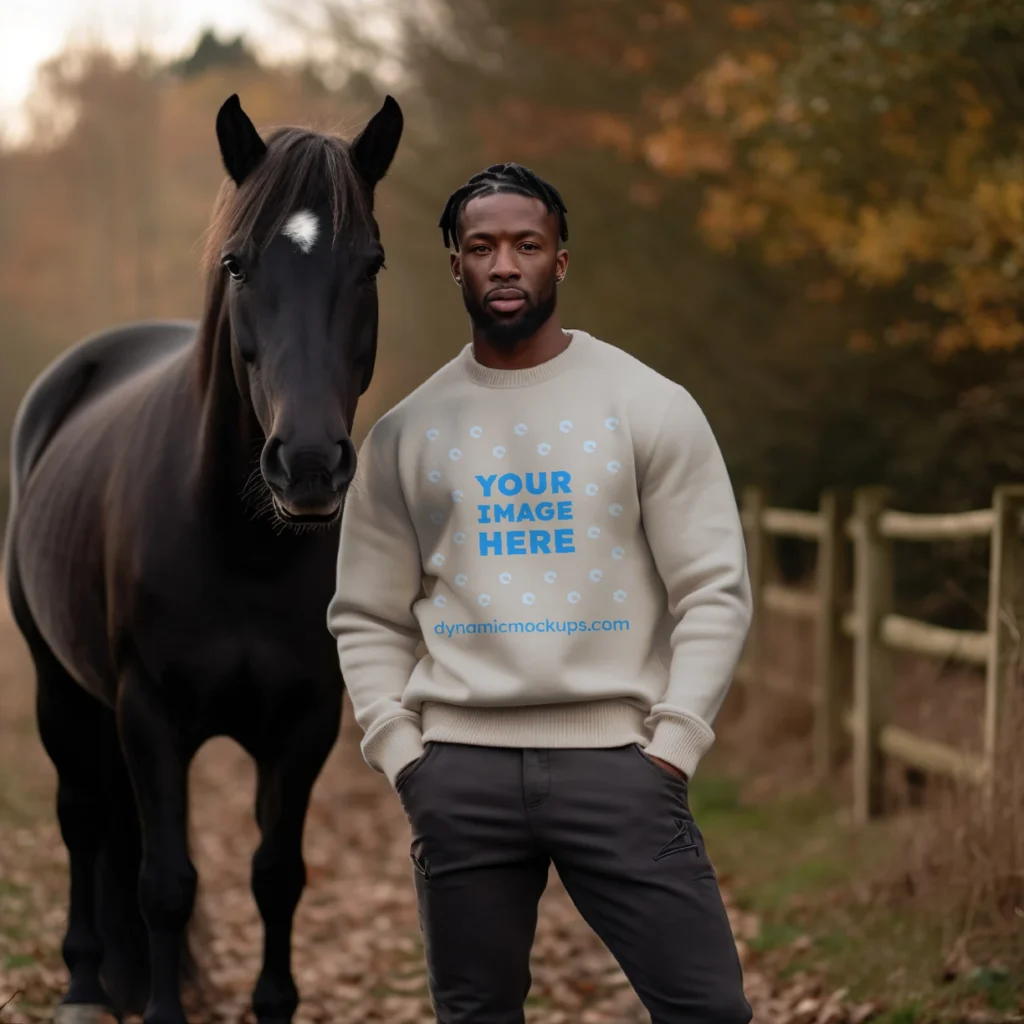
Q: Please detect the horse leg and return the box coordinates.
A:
[250,709,340,1024]
[32,644,119,1022]
[117,673,196,1024]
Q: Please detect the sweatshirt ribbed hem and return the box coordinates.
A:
[458,330,591,389]
[421,699,650,750]
[365,704,718,787]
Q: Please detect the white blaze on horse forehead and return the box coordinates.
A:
[281,209,320,254]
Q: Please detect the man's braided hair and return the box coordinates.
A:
[438,162,568,250]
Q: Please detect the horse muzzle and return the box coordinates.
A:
[269,474,344,523]
[260,437,355,523]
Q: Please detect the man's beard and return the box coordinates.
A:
[462,282,557,348]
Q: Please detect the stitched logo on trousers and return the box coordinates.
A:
[654,818,699,860]
[411,839,430,878]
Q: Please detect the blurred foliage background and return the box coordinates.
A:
[4,0,1024,615]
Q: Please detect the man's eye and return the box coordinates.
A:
[520,243,539,252]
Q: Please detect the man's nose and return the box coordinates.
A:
[490,245,521,279]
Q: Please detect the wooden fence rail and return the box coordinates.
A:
[738,488,851,786]
[738,484,1024,822]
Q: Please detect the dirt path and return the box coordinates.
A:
[0,597,859,1024]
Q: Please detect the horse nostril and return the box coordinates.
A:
[263,437,354,495]
[261,436,288,490]
[276,440,309,484]
[270,442,332,487]
[332,439,357,488]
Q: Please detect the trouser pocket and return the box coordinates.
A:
[395,741,438,795]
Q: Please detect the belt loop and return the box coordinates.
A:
[523,748,551,808]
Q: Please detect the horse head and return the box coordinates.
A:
[212,93,403,525]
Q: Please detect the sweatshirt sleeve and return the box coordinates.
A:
[326,419,426,786]
[639,389,752,779]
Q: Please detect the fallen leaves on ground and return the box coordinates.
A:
[0,605,882,1024]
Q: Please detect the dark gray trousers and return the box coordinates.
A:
[395,741,752,1024]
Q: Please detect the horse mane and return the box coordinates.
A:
[195,125,375,389]
[200,125,373,272]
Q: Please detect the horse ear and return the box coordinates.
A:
[216,94,267,186]
[350,95,404,190]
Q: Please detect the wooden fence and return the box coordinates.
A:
[737,485,1024,822]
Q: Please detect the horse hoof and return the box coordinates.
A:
[53,1005,120,1024]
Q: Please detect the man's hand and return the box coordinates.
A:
[648,754,688,781]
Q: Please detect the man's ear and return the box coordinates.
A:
[555,248,569,284]
[450,251,462,285]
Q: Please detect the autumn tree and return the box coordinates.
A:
[0,35,416,480]
[504,1,1024,357]
[364,0,1024,615]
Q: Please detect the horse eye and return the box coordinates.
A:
[221,255,246,282]
[364,255,386,282]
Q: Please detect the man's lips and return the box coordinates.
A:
[486,289,527,315]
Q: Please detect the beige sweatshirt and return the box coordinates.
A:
[327,330,752,786]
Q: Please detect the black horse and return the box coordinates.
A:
[3,92,403,1024]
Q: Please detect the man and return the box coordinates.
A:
[327,163,753,1024]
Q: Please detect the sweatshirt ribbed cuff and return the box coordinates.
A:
[363,715,424,787]
[643,713,715,779]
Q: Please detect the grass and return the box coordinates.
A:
[689,768,1024,1021]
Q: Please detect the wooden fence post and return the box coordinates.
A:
[852,487,892,823]
[984,485,1024,805]
[814,489,851,782]
[742,486,768,687]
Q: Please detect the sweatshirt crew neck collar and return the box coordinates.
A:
[459,329,590,389]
